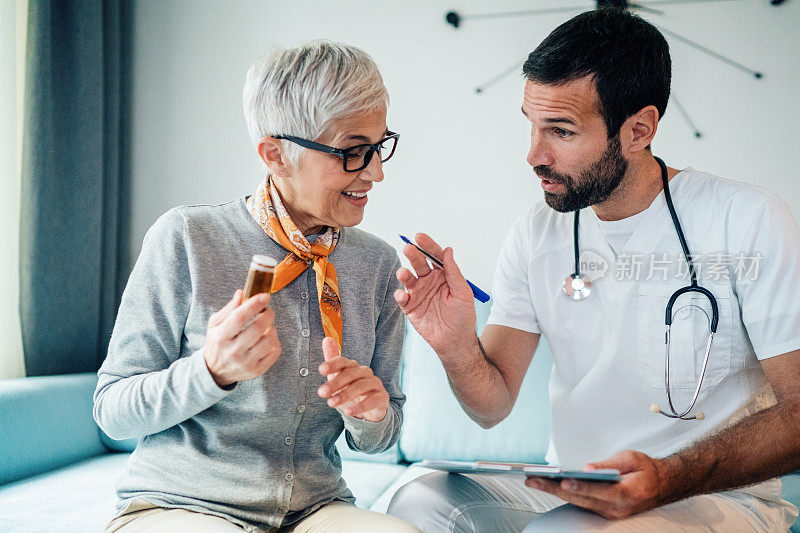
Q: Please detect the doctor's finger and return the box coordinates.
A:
[527,476,617,501]
[394,289,410,308]
[402,243,432,277]
[585,450,643,473]
[415,233,445,257]
[553,478,619,502]
[396,267,420,290]
[442,247,472,299]
[526,478,607,511]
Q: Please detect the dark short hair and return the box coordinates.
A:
[522,8,671,138]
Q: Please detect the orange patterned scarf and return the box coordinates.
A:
[246,176,342,348]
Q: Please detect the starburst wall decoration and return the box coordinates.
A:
[444,0,787,138]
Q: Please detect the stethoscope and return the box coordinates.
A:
[562,156,718,421]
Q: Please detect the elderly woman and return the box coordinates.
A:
[94,41,418,533]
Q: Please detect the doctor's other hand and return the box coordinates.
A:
[318,337,389,422]
[525,450,666,520]
[204,290,282,388]
[394,233,477,359]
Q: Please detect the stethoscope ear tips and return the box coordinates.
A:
[695,412,705,420]
[650,404,661,414]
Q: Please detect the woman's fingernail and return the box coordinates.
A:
[564,480,577,490]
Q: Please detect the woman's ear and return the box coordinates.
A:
[621,105,659,154]
[257,137,290,176]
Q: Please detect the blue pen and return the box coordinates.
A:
[399,235,490,303]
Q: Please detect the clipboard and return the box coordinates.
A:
[419,460,621,483]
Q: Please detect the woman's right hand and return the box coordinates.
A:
[394,233,478,360]
[204,290,281,388]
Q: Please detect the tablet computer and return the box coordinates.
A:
[419,460,621,483]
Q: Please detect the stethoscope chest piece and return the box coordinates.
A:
[563,273,592,300]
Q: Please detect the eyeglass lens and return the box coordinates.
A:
[344,136,397,172]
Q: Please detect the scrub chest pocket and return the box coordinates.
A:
[637,283,733,389]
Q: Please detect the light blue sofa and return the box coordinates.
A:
[2,304,800,531]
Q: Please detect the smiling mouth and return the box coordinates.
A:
[341,191,367,199]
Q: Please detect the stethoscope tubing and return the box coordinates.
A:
[565,156,719,420]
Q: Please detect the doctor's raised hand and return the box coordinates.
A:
[394,233,477,359]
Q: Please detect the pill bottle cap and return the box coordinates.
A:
[250,255,277,271]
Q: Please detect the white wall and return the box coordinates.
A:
[128,0,800,289]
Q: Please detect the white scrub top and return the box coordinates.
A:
[487,167,800,501]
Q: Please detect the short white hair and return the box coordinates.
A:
[243,40,389,166]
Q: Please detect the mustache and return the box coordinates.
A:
[533,166,569,184]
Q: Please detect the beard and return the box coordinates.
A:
[535,135,628,213]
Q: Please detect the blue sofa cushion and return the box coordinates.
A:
[0,373,107,486]
[340,460,408,509]
[399,303,553,464]
[781,473,800,532]
[0,452,128,532]
[0,450,407,530]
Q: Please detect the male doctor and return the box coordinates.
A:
[386,8,800,532]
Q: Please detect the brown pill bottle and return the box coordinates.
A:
[242,255,277,301]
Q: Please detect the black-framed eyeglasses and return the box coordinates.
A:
[273,131,399,172]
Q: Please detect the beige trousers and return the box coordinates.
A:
[105,500,421,533]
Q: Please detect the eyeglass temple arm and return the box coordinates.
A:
[273,135,343,156]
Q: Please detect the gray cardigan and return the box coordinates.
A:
[93,198,405,531]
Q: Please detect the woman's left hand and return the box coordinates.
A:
[317,337,389,422]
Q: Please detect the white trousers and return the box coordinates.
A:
[106,500,421,533]
[386,472,798,532]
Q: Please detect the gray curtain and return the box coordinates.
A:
[19,0,131,376]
